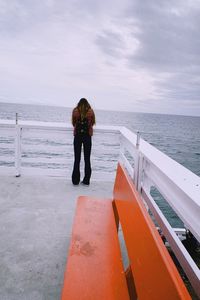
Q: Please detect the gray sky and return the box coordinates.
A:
[0,0,200,116]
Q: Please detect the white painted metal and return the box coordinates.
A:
[21,157,69,164]
[16,113,18,125]
[15,125,21,177]
[120,137,136,159]
[133,131,141,189]
[0,119,120,181]
[0,144,14,149]
[136,131,140,148]
[0,156,14,163]
[119,151,134,178]
[120,127,200,241]
[0,119,15,127]
[173,228,187,235]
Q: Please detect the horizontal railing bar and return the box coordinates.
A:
[0,144,14,149]
[0,121,16,128]
[20,157,117,165]
[120,135,137,160]
[0,119,121,133]
[20,149,119,158]
[0,156,15,162]
[119,152,133,178]
[21,157,71,164]
[21,147,72,153]
[120,127,137,145]
[173,228,186,234]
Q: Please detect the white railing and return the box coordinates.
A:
[119,127,200,297]
[0,119,200,296]
[0,119,121,180]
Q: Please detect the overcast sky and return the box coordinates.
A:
[0,0,200,116]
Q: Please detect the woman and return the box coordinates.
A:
[71,98,96,185]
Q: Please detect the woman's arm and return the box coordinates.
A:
[88,109,96,125]
[72,108,79,126]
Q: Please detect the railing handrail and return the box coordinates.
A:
[120,127,200,239]
[0,119,122,132]
[120,126,200,197]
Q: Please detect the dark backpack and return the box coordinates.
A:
[76,118,89,135]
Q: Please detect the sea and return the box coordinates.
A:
[0,102,200,228]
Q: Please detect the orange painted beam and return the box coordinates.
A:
[61,196,130,300]
[113,163,191,300]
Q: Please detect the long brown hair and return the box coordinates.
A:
[77,98,91,120]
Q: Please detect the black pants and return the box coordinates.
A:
[72,135,92,185]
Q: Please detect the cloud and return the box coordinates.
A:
[125,1,200,72]
[95,30,124,58]
[120,0,200,115]
[0,0,199,115]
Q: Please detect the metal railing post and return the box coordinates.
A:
[119,130,135,179]
[15,113,21,177]
[119,133,124,164]
[134,131,141,190]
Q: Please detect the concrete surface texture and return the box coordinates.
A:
[0,175,113,300]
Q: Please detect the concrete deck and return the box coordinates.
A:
[0,175,113,300]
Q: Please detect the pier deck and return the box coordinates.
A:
[0,175,113,300]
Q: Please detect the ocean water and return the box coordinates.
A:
[0,102,200,227]
[1,102,200,176]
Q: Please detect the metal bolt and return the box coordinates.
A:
[136,131,140,148]
[16,113,18,125]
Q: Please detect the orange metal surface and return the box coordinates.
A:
[113,163,191,300]
[61,196,130,300]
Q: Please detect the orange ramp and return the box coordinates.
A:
[61,197,130,300]
[113,163,191,300]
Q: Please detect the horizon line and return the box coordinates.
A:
[0,100,200,118]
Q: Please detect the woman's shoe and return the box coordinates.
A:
[72,180,79,185]
[81,181,89,186]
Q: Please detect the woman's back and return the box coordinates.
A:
[72,105,95,136]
